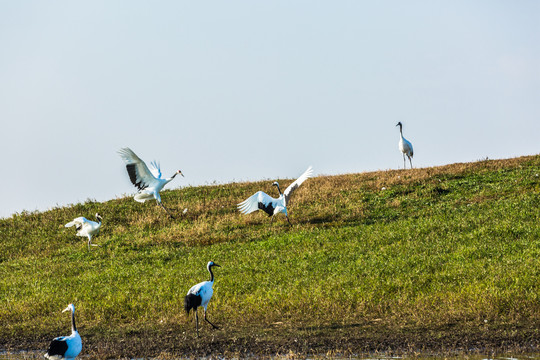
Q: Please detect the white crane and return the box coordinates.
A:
[65,214,102,250]
[45,304,82,360]
[237,166,313,224]
[184,261,221,337]
[118,147,183,217]
[396,122,414,169]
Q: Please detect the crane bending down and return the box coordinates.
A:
[237,166,313,224]
[118,147,183,218]
[184,261,221,337]
[45,304,82,360]
[65,214,102,250]
[396,122,414,169]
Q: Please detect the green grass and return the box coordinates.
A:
[1,155,540,357]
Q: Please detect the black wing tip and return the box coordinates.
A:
[258,201,274,216]
[184,293,202,314]
[126,164,148,190]
[46,339,68,357]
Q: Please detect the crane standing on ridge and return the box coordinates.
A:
[237,166,313,224]
[184,261,221,337]
[65,214,102,250]
[118,147,183,218]
[396,122,414,169]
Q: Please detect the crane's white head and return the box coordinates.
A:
[62,304,75,313]
[95,213,103,222]
[207,261,221,269]
[272,181,279,187]
[396,122,403,127]
[176,170,184,177]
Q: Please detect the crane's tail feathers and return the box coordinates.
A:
[184,294,201,315]
[45,353,64,360]
[134,192,154,203]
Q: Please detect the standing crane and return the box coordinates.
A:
[237,166,313,224]
[184,261,221,337]
[45,304,82,360]
[118,147,183,218]
[65,214,102,250]
[396,122,414,169]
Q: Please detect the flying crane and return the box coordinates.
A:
[118,147,183,217]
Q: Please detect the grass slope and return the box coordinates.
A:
[1,156,540,358]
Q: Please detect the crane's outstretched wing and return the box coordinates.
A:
[65,217,88,227]
[237,191,279,216]
[118,148,158,190]
[284,166,313,204]
[148,160,162,179]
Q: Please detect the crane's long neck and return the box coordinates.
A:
[275,184,282,196]
[164,172,181,185]
[208,266,215,283]
[399,124,403,136]
[71,310,77,333]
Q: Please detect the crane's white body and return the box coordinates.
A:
[237,166,313,222]
[65,214,102,250]
[184,261,221,337]
[45,304,82,360]
[396,122,413,169]
[187,280,214,312]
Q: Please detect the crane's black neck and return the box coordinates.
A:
[208,265,215,282]
[166,172,180,183]
[71,310,77,333]
[274,183,282,196]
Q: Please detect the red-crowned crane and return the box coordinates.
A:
[396,122,414,169]
[118,147,183,218]
[237,166,313,224]
[65,214,102,250]
[45,304,82,360]
[184,261,221,337]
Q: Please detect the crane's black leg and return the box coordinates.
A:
[408,156,413,169]
[195,309,199,337]
[87,239,100,250]
[286,215,291,225]
[403,154,406,169]
[204,309,219,329]
[158,202,175,219]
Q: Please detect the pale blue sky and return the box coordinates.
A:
[1,1,539,218]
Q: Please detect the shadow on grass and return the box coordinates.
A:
[297,322,364,331]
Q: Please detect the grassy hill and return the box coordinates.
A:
[1,156,540,358]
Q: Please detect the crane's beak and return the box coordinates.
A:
[213,263,221,268]
[62,306,71,313]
